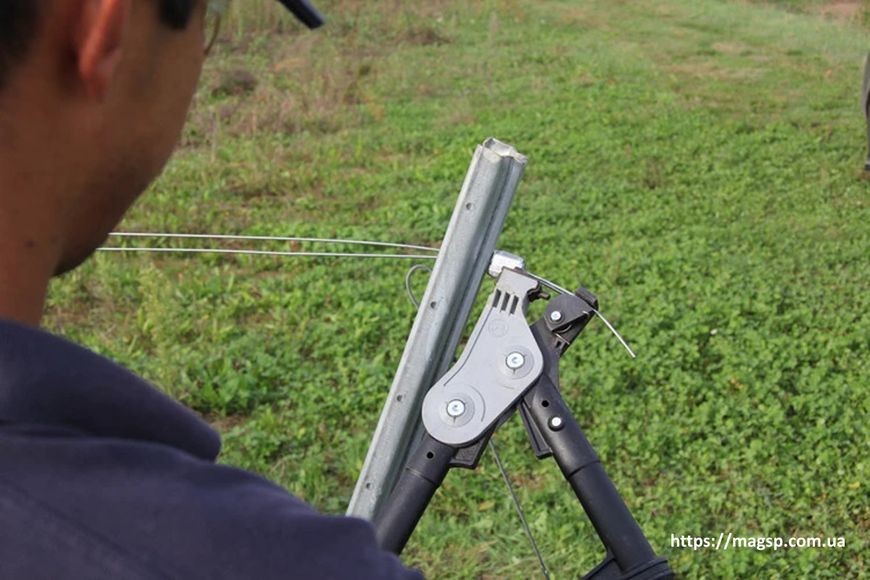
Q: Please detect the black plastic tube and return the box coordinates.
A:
[373,434,455,555]
[522,375,673,579]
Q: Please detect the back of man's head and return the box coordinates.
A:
[0,0,322,327]
[0,1,199,91]
[0,0,208,325]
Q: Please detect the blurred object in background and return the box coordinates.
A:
[864,51,870,172]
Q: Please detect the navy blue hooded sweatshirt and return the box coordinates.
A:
[0,319,422,579]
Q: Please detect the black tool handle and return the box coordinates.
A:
[522,376,673,580]
[373,433,455,555]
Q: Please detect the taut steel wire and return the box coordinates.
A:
[100,232,440,260]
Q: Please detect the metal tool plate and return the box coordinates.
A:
[422,269,543,446]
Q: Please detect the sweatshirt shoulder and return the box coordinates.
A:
[177,461,422,580]
[0,430,421,580]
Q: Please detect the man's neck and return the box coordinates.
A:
[0,239,53,327]
[0,82,71,327]
[0,158,64,327]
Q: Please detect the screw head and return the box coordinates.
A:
[505,352,526,370]
[446,399,466,418]
[550,310,563,322]
[549,416,564,431]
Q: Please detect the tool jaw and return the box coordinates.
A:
[421,260,601,448]
[421,268,544,446]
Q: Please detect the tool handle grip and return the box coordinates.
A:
[373,434,454,555]
[523,376,673,579]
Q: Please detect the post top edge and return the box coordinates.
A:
[482,137,528,164]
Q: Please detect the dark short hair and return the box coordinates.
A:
[0,0,196,90]
[0,0,37,89]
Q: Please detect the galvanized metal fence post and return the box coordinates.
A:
[347,138,528,520]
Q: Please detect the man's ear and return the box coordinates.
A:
[74,0,132,100]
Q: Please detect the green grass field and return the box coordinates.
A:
[45,0,868,577]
